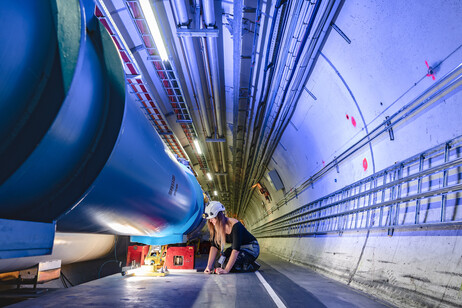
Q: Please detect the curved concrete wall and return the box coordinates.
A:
[246,1,462,307]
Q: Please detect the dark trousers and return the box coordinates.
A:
[220,241,260,272]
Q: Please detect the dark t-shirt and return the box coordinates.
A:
[211,221,257,251]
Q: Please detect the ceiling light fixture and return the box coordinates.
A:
[139,0,169,61]
[207,173,212,181]
[194,139,202,154]
[213,191,218,196]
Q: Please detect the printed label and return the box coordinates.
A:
[168,175,176,195]
[218,255,226,265]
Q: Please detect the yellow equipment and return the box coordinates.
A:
[141,245,168,273]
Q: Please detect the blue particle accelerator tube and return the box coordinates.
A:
[0,0,204,260]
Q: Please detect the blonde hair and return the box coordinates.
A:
[207,211,229,248]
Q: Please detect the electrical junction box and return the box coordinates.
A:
[165,246,195,270]
[268,169,284,191]
[126,245,150,266]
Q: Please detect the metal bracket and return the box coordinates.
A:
[331,23,351,44]
[176,29,219,37]
[243,7,257,13]
[146,55,162,61]
[130,44,144,53]
[304,87,318,100]
[126,74,141,79]
[387,228,394,237]
[206,138,226,142]
[385,116,395,141]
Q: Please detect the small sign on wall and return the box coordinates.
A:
[268,169,284,191]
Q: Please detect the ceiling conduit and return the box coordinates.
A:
[203,0,228,193]
[171,0,222,192]
[250,0,309,181]
[241,0,336,216]
[253,0,323,180]
[195,15,223,192]
[242,0,262,196]
[237,0,290,216]
[172,0,211,138]
[262,0,342,174]
[199,42,223,192]
[242,0,353,216]
[231,0,244,213]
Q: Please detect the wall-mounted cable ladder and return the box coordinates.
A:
[253,135,462,237]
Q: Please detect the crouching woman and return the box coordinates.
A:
[203,201,260,275]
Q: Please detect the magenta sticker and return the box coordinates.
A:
[363,158,368,171]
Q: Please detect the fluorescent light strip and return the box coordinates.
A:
[96,1,185,160]
[194,140,202,154]
[139,0,169,61]
[206,173,212,181]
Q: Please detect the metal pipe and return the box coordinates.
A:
[262,0,338,170]
[200,35,218,133]
[255,155,462,232]
[259,0,322,173]
[255,221,462,238]
[172,0,212,138]
[197,32,220,181]
[172,0,223,196]
[220,143,227,186]
[232,0,244,212]
[241,0,312,216]
[196,33,222,195]
[202,0,222,137]
[207,142,222,191]
[244,0,342,216]
[183,38,212,137]
[237,0,288,215]
[242,0,262,183]
[258,181,462,234]
[203,0,228,191]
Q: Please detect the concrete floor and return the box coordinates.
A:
[5,253,392,307]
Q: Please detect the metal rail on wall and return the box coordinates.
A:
[252,135,462,237]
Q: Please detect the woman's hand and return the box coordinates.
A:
[215,268,229,275]
[204,267,212,274]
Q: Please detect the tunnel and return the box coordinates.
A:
[0,0,461,307]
